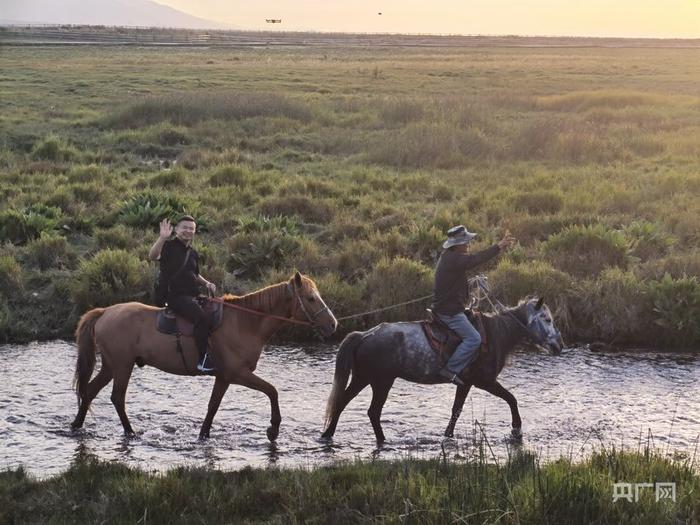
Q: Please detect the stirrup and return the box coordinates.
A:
[196,354,215,373]
[438,368,464,386]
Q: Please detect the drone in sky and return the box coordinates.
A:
[265,19,282,24]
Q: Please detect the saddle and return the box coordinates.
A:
[421,308,489,362]
[156,297,224,337]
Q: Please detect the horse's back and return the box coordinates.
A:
[354,321,443,382]
[93,302,158,343]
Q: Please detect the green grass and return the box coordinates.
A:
[0,44,699,347]
[1,447,697,524]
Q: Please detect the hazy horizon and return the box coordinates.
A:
[154,0,700,38]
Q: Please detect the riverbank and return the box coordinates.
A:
[1,448,698,524]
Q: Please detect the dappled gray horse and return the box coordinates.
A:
[322,297,563,443]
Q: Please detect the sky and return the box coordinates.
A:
[156,0,700,38]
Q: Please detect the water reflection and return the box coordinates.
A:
[0,341,698,477]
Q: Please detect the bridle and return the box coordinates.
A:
[208,282,330,331]
[287,282,332,331]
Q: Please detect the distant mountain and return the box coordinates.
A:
[0,0,231,29]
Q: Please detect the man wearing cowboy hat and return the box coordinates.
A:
[433,225,515,385]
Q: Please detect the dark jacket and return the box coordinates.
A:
[432,245,500,315]
[159,238,200,298]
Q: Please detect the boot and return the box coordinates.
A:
[437,367,465,386]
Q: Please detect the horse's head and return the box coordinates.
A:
[524,297,564,355]
[289,271,338,337]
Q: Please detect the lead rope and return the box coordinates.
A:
[335,276,486,322]
[470,275,533,340]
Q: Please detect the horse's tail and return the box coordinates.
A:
[324,331,364,430]
[73,308,105,407]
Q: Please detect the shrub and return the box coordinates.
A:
[368,123,492,168]
[0,207,61,245]
[149,122,190,146]
[96,225,137,250]
[118,192,200,229]
[106,92,313,128]
[623,221,676,261]
[0,255,22,292]
[150,169,187,188]
[649,273,700,347]
[260,196,335,224]
[542,224,630,276]
[31,135,78,162]
[489,259,572,305]
[70,182,106,204]
[208,165,251,187]
[637,251,700,281]
[535,91,658,112]
[227,232,301,279]
[177,148,220,169]
[569,268,653,344]
[0,299,10,341]
[326,213,369,241]
[25,234,78,271]
[72,249,151,310]
[311,273,365,331]
[406,223,443,263]
[327,239,384,281]
[509,190,564,215]
[361,257,433,322]
[554,130,621,164]
[234,214,299,235]
[488,259,573,334]
[67,164,109,183]
[376,97,425,125]
[508,214,598,245]
[510,117,563,160]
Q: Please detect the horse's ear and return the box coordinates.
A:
[294,271,302,288]
[535,297,544,310]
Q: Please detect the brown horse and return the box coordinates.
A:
[71,272,337,441]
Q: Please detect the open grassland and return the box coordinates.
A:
[0,45,699,346]
[1,447,698,524]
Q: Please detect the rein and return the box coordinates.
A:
[207,283,325,327]
[208,297,312,326]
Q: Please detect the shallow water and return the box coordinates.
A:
[1,341,698,477]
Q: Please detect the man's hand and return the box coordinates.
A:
[205,281,217,295]
[159,218,173,240]
[498,230,516,251]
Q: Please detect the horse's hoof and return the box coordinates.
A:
[510,428,523,441]
[198,432,210,441]
[320,431,333,441]
[266,426,279,442]
[444,429,454,439]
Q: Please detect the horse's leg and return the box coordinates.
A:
[233,371,281,442]
[480,380,523,440]
[71,363,113,429]
[321,376,370,439]
[199,377,229,439]
[110,365,135,436]
[444,383,472,438]
[368,379,395,444]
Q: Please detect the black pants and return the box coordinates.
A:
[168,294,211,359]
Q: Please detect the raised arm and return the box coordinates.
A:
[458,230,516,269]
[148,218,173,261]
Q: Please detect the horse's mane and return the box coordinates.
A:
[220,276,317,313]
[221,281,289,313]
[481,299,530,370]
